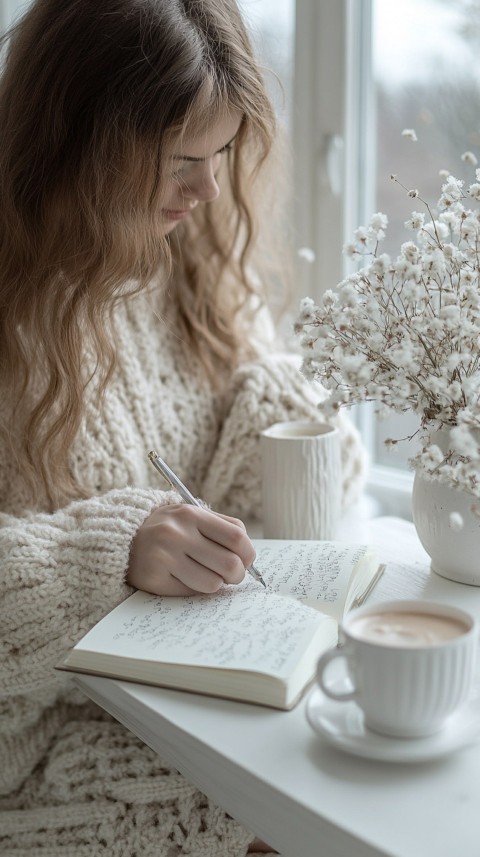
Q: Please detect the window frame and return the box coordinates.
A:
[293,0,414,519]
[292,0,346,302]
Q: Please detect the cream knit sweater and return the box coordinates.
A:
[0,288,365,856]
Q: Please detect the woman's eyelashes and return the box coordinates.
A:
[171,143,233,180]
[218,141,233,154]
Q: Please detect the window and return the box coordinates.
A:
[0,0,26,31]
[360,0,480,514]
[238,0,295,129]
[372,0,480,475]
[242,0,480,518]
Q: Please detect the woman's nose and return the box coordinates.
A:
[183,161,220,203]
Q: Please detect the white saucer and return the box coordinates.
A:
[306,679,480,763]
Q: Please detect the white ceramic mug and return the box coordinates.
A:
[317,599,478,738]
[260,420,341,540]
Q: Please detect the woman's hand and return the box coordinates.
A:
[127,504,256,596]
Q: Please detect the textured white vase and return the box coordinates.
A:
[260,420,341,540]
[412,470,480,586]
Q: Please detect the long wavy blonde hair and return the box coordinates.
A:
[0,0,281,507]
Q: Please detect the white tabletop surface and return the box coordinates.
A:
[73,517,480,857]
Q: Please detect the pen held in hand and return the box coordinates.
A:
[147,450,267,588]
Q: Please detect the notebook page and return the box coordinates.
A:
[250,540,373,618]
[74,587,332,679]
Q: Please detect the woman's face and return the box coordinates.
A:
[160,109,243,235]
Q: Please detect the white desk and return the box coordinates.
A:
[73,518,480,857]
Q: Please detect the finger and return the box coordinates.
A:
[171,555,226,594]
[195,510,256,568]
[140,550,226,596]
[210,511,247,530]
[143,574,199,597]
[186,536,246,585]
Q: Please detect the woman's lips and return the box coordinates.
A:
[162,209,191,221]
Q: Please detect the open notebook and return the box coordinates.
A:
[59,539,384,709]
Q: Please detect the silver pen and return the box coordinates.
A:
[148,450,267,588]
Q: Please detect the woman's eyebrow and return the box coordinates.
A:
[173,133,238,163]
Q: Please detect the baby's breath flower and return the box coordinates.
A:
[425,444,445,466]
[408,189,419,198]
[353,226,370,245]
[369,212,388,234]
[450,425,480,458]
[422,248,446,275]
[343,242,359,258]
[402,128,418,141]
[323,289,337,307]
[295,160,480,499]
[370,253,391,274]
[461,270,478,287]
[297,247,316,263]
[440,212,458,230]
[400,241,420,263]
[461,151,478,166]
[296,296,317,326]
[441,176,464,202]
[401,279,422,302]
[468,183,480,201]
[460,217,477,241]
[405,212,425,230]
[445,353,463,371]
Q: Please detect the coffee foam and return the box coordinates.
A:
[350,610,469,648]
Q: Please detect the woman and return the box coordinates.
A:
[0,0,365,853]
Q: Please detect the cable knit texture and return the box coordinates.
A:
[0,289,366,855]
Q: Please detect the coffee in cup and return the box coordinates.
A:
[316,599,477,738]
[350,609,469,647]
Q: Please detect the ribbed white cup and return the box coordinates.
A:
[317,600,478,737]
[260,421,341,540]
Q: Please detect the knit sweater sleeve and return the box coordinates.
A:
[0,486,179,698]
[201,354,367,519]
